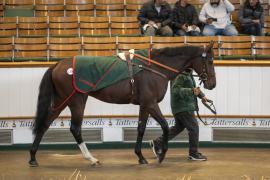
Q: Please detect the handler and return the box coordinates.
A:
[150,68,208,161]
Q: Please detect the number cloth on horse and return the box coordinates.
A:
[73,49,148,93]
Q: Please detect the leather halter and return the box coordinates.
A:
[198,46,215,85]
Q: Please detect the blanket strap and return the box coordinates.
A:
[125,53,136,102]
[137,65,167,78]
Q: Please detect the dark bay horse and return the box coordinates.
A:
[29,42,216,167]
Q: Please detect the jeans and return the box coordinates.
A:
[143,25,173,36]
[240,23,262,36]
[202,24,238,36]
[156,111,199,154]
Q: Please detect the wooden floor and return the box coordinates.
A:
[0,148,269,180]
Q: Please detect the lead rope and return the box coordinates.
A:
[196,85,217,126]
[196,79,208,126]
[196,46,212,126]
[196,111,208,126]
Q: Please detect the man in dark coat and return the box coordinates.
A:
[138,0,173,36]
[150,69,208,161]
[173,0,201,36]
[238,0,264,36]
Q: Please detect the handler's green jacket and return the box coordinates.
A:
[170,71,198,115]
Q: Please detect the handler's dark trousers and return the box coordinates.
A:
[156,111,199,154]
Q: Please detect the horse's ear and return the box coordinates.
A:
[206,41,214,52]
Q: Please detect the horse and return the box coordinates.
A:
[29,42,216,167]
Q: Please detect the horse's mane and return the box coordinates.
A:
[152,45,201,57]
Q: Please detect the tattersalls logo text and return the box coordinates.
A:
[259,120,270,126]
[0,121,8,128]
[209,118,249,126]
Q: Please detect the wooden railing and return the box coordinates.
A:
[1,60,270,68]
[1,36,270,62]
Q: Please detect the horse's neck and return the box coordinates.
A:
[154,56,190,80]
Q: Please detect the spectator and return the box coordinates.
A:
[199,0,238,36]
[138,0,173,36]
[238,0,264,36]
[172,0,201,36]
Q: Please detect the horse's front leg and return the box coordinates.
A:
[148,103,169,163]
[135,106,149,164]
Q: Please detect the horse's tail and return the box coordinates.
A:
[33,64,57,135]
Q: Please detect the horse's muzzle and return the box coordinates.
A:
[204,81,216,90]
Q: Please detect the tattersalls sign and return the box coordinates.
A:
[0,118,270,129]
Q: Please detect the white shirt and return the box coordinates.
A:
[199,0,235,29]
[155,6,161,13]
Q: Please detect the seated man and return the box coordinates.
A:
[238,0,264,36]
[172,0,201,36]
[138,0,173,36]
[199,0,238,36]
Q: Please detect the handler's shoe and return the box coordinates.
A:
[188,152,207,161]
[149,140,162,158]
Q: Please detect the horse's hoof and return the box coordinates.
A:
[157,153,165,164]
[91,161,101,166]
[29,160,39,167]
[138,159,148,164]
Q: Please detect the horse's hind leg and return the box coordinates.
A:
[135,106,149,164]
[68,94,99,166]
[29,109,62,167]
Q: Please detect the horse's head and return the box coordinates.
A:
[192,41,216,90]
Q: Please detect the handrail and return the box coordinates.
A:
[0,114,270,120]
[214,60,270,66]
[1,60,270,68]
[0,62,55,68]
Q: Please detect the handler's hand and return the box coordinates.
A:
[192,87,201,96]
[201,96,209,103]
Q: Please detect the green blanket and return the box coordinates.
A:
[73,49,148,93]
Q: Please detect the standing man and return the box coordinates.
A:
[199,0,238,36]
[138,0,173,36]
[150,69,208,161]
[172,0,201,36]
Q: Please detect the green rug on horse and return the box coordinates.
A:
[73,49,149,93]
